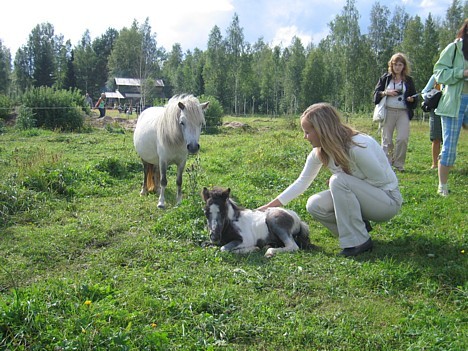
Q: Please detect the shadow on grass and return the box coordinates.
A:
[345,234,466,289]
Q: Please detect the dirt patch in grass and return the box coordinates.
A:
[86,115,138,131]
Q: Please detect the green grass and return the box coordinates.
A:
[0,115,467,350]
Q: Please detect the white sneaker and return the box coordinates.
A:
[438,186,449,197]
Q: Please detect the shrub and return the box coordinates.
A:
[16,105,36,130]
[94,157,129,179]
[21,87,86,131]
[0,94,12,120]
[198,94,223,134]
[152,97,168,107]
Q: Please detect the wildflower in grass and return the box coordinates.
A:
[84,300,92,306]
[151,323,157,328]
[462,249,465,254]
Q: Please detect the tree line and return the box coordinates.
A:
[0,0,467,116]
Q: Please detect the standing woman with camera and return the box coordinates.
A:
[373,53,418,172]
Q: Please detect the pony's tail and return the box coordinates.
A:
[146,164,155,192]
[294,221,316,250]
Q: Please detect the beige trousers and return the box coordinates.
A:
[306,173,402,248]
[382,108,410,170]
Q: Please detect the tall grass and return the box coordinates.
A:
[0,115,466,350]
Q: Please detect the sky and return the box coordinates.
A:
[0,0,453,56]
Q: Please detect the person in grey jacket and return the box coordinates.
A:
[433,19,468,196]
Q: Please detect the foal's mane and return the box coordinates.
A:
[158,94,206,147]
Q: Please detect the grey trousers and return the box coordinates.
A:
[306,173,402,248]
[382,107,410,170]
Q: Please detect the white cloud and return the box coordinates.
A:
[152,0,234,50]
[0,0,454,56]
[0,0,235,54]
[271,26,313,48]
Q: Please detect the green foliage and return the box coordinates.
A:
[8,5,467,119]
[21,87,85,131]
[152,97,168,107]
[0,184,48,227]
[0,116,466,350]
[94,156,135,179]
[15,105,36,130]
[199,94,223,133]
[0,94,12,120]
[104,122,126,134]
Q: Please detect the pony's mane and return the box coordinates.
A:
[159,94,206,147]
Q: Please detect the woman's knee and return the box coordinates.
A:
[328,173,346,192]
[306,192,334,219]
[306,194,323,217]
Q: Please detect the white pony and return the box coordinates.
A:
[134,95,208,208]
[202,187,314,258]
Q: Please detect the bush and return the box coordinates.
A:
[198,94,223,134]
[21,87,86,131]
[16,105,36,130]
[152,97,168,107]
[0,94,12,120]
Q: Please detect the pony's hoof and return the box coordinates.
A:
[265,248,276,258]
[140,190,148,196]
[157,204,165,209]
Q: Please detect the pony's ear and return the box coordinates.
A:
[178,102,186,110]
[202,187,210,201]
[201,102,209,110]
[223,188,231,198]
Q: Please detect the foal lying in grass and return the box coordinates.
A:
[202,187,314,257]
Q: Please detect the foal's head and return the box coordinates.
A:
[202,187,232,244]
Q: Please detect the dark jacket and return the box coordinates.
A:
[373,73,418,120]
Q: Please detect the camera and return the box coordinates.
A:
[396,90,403,96]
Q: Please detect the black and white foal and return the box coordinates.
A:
[202,187,313,257]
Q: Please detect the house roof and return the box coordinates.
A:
[124,93,141,98]
[105,91,125,99]
[115,77,165,87]
[115,78,141,86]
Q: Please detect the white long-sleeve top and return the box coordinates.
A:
[277,133,400,205]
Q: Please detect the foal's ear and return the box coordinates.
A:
[178,102,186,110]
[202,187,210,201]
[222,188,231,198]
[200,102,209,110]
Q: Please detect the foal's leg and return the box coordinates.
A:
[175,160,187,206]
[265,235,299,257]
[221,241,260,254]
[158,161,167,209]
[265,212,299,257]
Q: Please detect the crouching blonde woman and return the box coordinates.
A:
[259,103,403,256]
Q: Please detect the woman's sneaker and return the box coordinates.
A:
[438,185,449,197]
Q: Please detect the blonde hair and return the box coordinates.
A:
[301,103,361,174]
[387,52,411,80]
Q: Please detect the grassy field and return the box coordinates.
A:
[0,112,466,350]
